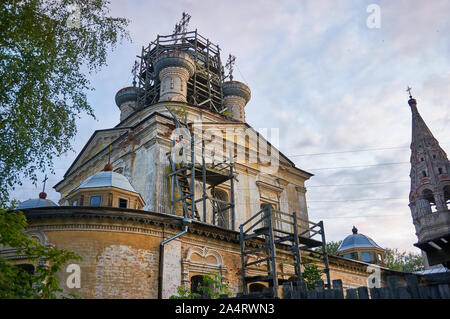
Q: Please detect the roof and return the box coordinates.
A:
[17,198,58,210]
[337,227,383,252]
[415,267,449,275]
[72,171,139,194]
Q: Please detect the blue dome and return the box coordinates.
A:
[17,198,57,210]
[337,227,383,252]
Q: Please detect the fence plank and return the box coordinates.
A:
[282,282,292,299]
[306,289,317,299]
[357,286,369,299]
[397,287,411,299]
[438,284,450,299]
[405,274,420,299]
[314,280,324,299]
[378,287,391,299]
[387,276,399,299]
[369,287,380,299]
[324,289,335,299]
[418,286,430,299]
[346,289,357,299]
[332,280,344,299]
[429,285,440,299]
[315,280,324,292]
[298,282,308,299]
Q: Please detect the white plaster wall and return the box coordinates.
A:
[132,144,156,211]
[162,239,181,299]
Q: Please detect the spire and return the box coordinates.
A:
[408,91,450,208]
[408,93,438,147]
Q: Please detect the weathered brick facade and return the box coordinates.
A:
[18,207,403,298]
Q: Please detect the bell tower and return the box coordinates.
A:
[407,89,450,268]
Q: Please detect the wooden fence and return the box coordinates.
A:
[231,275,450,299]
[283,275,450,299]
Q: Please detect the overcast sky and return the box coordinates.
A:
[11,0,450,253]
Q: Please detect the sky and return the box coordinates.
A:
[10,0,450,253]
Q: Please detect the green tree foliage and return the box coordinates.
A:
[314,240,342,255]
[170,272,232,299]
[0,0,130,206]
[302,264,323,290]
[385,248,424,273]
[0,208,81,298]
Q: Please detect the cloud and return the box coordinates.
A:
[10,0,450,253]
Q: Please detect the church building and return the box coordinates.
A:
[3,21,414,298]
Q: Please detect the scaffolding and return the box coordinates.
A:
[239,205,331,298]
[166,108,236,229]
[137,30,226,113]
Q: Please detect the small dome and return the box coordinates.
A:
[74,170,138,194]
[17,197,58,210]
[115,86,139,107]
[336,227,383,252]
[222,81,251,103]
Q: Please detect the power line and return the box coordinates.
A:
[308,197,404,203]
[305,161,409,171]
[287,146,409,157]
[307,181,410,187]
[313,213,410,219]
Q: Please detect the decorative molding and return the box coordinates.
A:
[255,181,283,194]
[181,246,227,286]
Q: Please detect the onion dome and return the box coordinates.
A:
[115,86,138,108]
[222,81,251,122]
[336,226,383,253]
[222,81,251,104]
[17,192,58,210]
[115,86,143,122]
[153,51,196,78]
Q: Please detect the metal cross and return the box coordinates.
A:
[172,12,191,43]
[42,174,48,193]
[406,86,413,99]
[225,54,236,81]
[132,60,139,87]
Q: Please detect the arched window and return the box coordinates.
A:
[444,185,450,210]
[212,189,230,229]
[422,189,437,212]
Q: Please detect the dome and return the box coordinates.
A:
[115,86,138,107]
[17,192,58,209]
[153,51,196,78]
[336,226,383,252]
[222,81,251,103]
[74,170,138,194]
